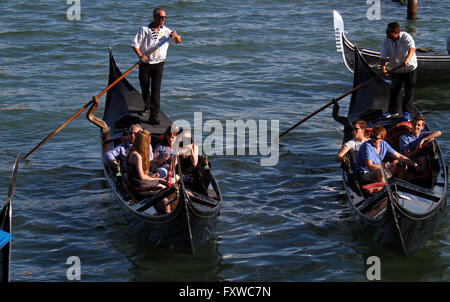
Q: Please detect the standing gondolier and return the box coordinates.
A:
[380,22,417,122]
[131,8,182,125]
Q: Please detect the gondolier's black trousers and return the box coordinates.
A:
[139,61,164,117]
[388,69,417,114]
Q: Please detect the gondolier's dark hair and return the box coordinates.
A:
[386,22,400,34]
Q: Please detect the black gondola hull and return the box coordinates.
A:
[344,179,447,256]
[105,168,220,254]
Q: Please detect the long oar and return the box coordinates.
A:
[276,64,403,141]
[6,153,20,207]
[23,35,173,160]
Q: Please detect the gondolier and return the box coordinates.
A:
[380,22,418,122]
[131,8,182,125]
[333,11,450,82]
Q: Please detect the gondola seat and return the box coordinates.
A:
[362,182,386,194]
[385,121,412,153]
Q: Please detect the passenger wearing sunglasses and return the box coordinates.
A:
[399,115,441,176]
[356,125,418,184]
[335,120,369,163]
[131,8,182,125]
[104,124,154,174]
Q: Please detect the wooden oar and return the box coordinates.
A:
[23,35,173,160]
[276,64,403,141]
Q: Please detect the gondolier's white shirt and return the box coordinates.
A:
[131,25,173,64]
[380,31,418,73]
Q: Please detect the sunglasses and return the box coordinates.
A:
[352,127,362,131]
[130,130,142,136]
[157,15,166,19]
[370,135,383,140]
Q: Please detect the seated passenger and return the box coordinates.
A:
[104,124,153,175]
[153,125,178,179]
[356,125,418,184]
[175,130,199,171]
[335,119,369,163]
[175,130,212,195]
[399,115,441,175]
[126,130,169,213]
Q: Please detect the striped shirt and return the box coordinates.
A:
[131,25,173,64]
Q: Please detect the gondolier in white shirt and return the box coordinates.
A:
[131,8,182,125]
[380,22,417,122]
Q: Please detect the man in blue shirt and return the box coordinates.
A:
[356,125,417,184]
[399,115,441,174]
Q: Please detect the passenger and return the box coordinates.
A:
[356,125,418,184]
[175,130,212,195]
[175,130,199,171]
[104,124,154,175]
[153,125,178,178]
[335,120,369,163]
[126,130,170,213]
[399,115,441,175]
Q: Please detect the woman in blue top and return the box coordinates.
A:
[356,125,418,184]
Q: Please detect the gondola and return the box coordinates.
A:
[335,46,448,256]
[333,10,450,82]
[1,154,19,282]
[86,49,222,254]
